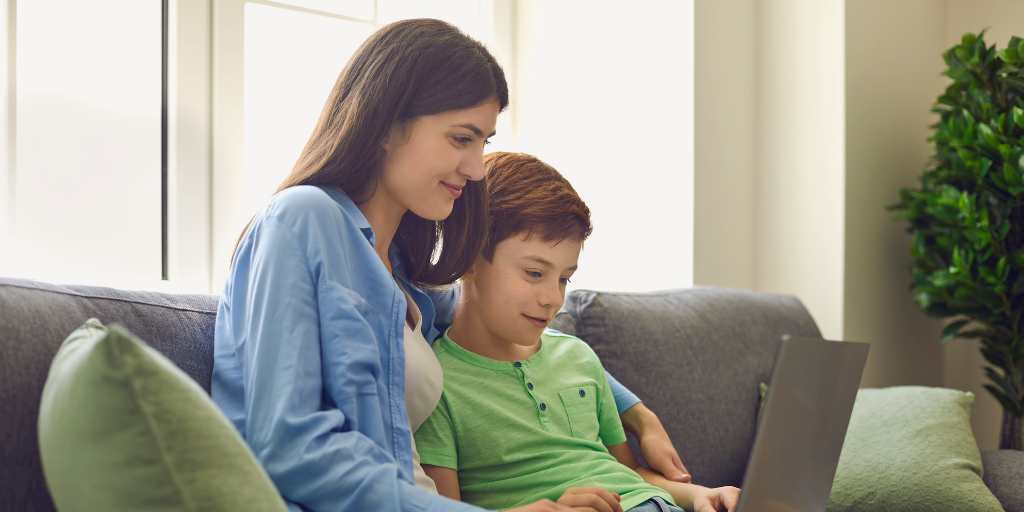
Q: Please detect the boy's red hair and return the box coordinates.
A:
[481,152,592,260]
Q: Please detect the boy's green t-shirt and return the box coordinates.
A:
[414,330,674,511]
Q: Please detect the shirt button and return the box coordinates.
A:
[527,382,534,390]
[514,361,522,368]
[539,403,547,411]
[579,389,586,397]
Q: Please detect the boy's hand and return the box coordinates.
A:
[692,486,741,512]
[505,499,573,512]
[505,486,622,512]
[557,486,623,512]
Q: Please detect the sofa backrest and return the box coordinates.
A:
[1,277,823,509]
[0,277,218,512]
[549,287,822,488]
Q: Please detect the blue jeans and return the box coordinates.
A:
[628,497,685,512]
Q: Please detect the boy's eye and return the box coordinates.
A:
[452,135,473,146]
[525,270,543,280]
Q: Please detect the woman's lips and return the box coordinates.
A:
[441,182,463,198]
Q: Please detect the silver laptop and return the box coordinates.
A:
[736,336,869,512]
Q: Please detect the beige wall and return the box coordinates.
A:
[843,0,946,390]
[694,0,1023,449]
[694,0,847,340]
[753,0,847,340]
[693,0,756,291]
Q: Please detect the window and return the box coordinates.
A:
[2,0,163,290]
[211,0,513,289]
[1,0,511,293]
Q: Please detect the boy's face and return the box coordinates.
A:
[464,233,582,348]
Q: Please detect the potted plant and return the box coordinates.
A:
[891,31,1024,450]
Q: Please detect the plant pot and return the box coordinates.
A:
[999,408,1022,450]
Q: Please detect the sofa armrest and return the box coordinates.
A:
[982,449,1024,512]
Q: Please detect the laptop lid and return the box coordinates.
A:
[736,336,869,512]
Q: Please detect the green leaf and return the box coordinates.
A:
[943,319,971,341]
[1012,107,1024,130]
[983,384,1021,415]
[1003,163,1020,187]
[978,123,999,148]
[980,157,994,177]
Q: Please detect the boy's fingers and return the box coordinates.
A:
[560,495,611,512]
[558,489,619,512]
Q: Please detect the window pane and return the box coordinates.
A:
[378,0,495,45]
[243,3,373,213]
[271,0,374,21]
[9,0,161,287]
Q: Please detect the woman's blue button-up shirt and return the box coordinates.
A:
[212,185,640,512]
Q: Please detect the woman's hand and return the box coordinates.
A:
[692,486,741,512]
[506,486,622,512]
[621,404,692,482]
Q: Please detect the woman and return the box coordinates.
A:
[212,19,687,512]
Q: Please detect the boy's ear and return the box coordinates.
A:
[462,254,487,280]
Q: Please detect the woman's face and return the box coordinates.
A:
[379,98,500,221]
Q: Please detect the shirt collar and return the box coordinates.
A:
[322,185,412,283]
[322,186,376,246]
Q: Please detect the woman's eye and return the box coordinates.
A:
[559,277,572,286]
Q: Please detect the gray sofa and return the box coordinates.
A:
[2,277,1021,511]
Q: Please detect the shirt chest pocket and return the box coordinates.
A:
[558,384,599,441]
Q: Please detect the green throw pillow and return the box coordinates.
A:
[757,383,1001,511]
[38,318,286,512]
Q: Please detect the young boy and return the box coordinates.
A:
[414,153,742,512]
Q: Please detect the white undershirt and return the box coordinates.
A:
[399,286,444,492]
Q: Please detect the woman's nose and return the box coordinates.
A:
[459,151,486,181]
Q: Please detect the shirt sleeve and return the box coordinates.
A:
[605,369,641,414]
[413,393,460,470]
[230,215,484,512]
[597,368,629,446]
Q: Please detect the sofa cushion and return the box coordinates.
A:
[38,318,285,512]
[826,386,1002,512]
[0,277,218,511]
[549,287,822,487]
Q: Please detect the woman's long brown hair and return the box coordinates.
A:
[233,19,508,286]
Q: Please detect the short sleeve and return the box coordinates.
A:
[598,368,629,446]
[605,370,642,414]
[413,394,459,470]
